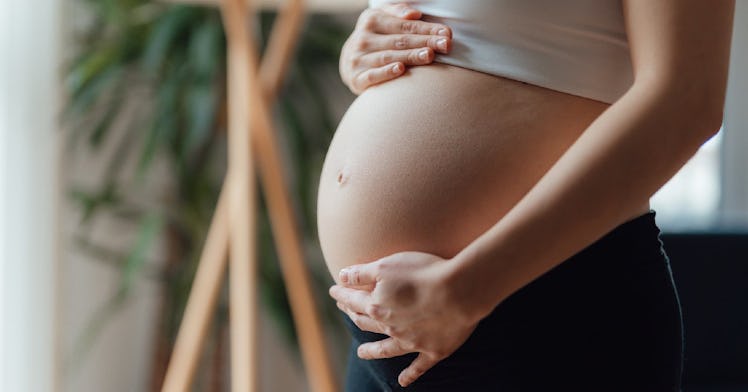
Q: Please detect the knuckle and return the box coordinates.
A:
[349,56,361,69]
[378,343,387,357]
[360,71,374,85]
[366,303,378,315]
[366,303,383,318]
[393,36,408,49]
[353,36,369,52]
[399,21,416,33]
[400,339,415,350]
[379,51,393,65]
[357,9,377,30]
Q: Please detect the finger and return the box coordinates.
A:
[357,48,434,69]
[362,34,450,53]
[338,262,385,286]
[349,63,403,94]
[329,285,373,314]
[381,3,422,19]
[369,12,452,37]
[337,302,385,334]
[358,338,412,360]
[398,353,438,387]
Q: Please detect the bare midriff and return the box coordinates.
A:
[316,63,650,283]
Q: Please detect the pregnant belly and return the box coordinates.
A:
[316,63,610,283]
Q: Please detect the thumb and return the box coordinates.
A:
[339,262,380,286]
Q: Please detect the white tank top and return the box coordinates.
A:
[367,0,634,104]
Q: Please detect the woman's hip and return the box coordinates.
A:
[342,209,684,391]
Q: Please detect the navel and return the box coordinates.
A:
[336,166,350,186]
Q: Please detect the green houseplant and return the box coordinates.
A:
[64,0,351,388]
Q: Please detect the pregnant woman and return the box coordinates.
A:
[318,1,735,390]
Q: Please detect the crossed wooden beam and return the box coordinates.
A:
[159,0,355,390]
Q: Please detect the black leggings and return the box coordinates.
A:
[341,210,684,391]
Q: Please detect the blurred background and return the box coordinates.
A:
[1,1,746,391]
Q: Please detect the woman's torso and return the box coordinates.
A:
[317,3,648,282]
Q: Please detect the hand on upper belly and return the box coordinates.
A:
[328,250,481,388]
[339,4,453,94]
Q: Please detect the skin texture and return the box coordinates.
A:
[325,0,735,387]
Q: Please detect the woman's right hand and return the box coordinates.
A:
[340,3,453,95]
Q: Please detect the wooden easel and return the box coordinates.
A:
[159,0,338,391]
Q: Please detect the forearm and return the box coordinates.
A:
[449,81,722,321]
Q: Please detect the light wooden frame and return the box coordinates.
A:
[159,0,339,391]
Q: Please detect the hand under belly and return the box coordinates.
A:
[316,63,609,283]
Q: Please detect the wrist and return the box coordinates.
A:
[443,246,501,325]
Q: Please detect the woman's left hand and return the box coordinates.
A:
[328,251,484,387]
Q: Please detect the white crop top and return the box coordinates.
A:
[367,0,634,104]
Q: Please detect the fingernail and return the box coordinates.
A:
[391,63,402,73]
[339,268,349,283]
[401,7,413,16]
[437,28,449,36]
[437,38,447,52]
[418,49,429,60]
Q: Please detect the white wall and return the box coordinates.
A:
[0,1,63,391]
[720,0,748,227]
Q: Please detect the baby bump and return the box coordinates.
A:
[316,114,503,281]
[316,64,608,282]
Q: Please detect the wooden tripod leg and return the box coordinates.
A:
[224,1,339,391]
[233,2,339,392]
[163,0,337,391]
[259,0,306,97]
[161,3,304,391]
[252,140,340,392]
[223,1,258,391]
[160,185,230,392]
